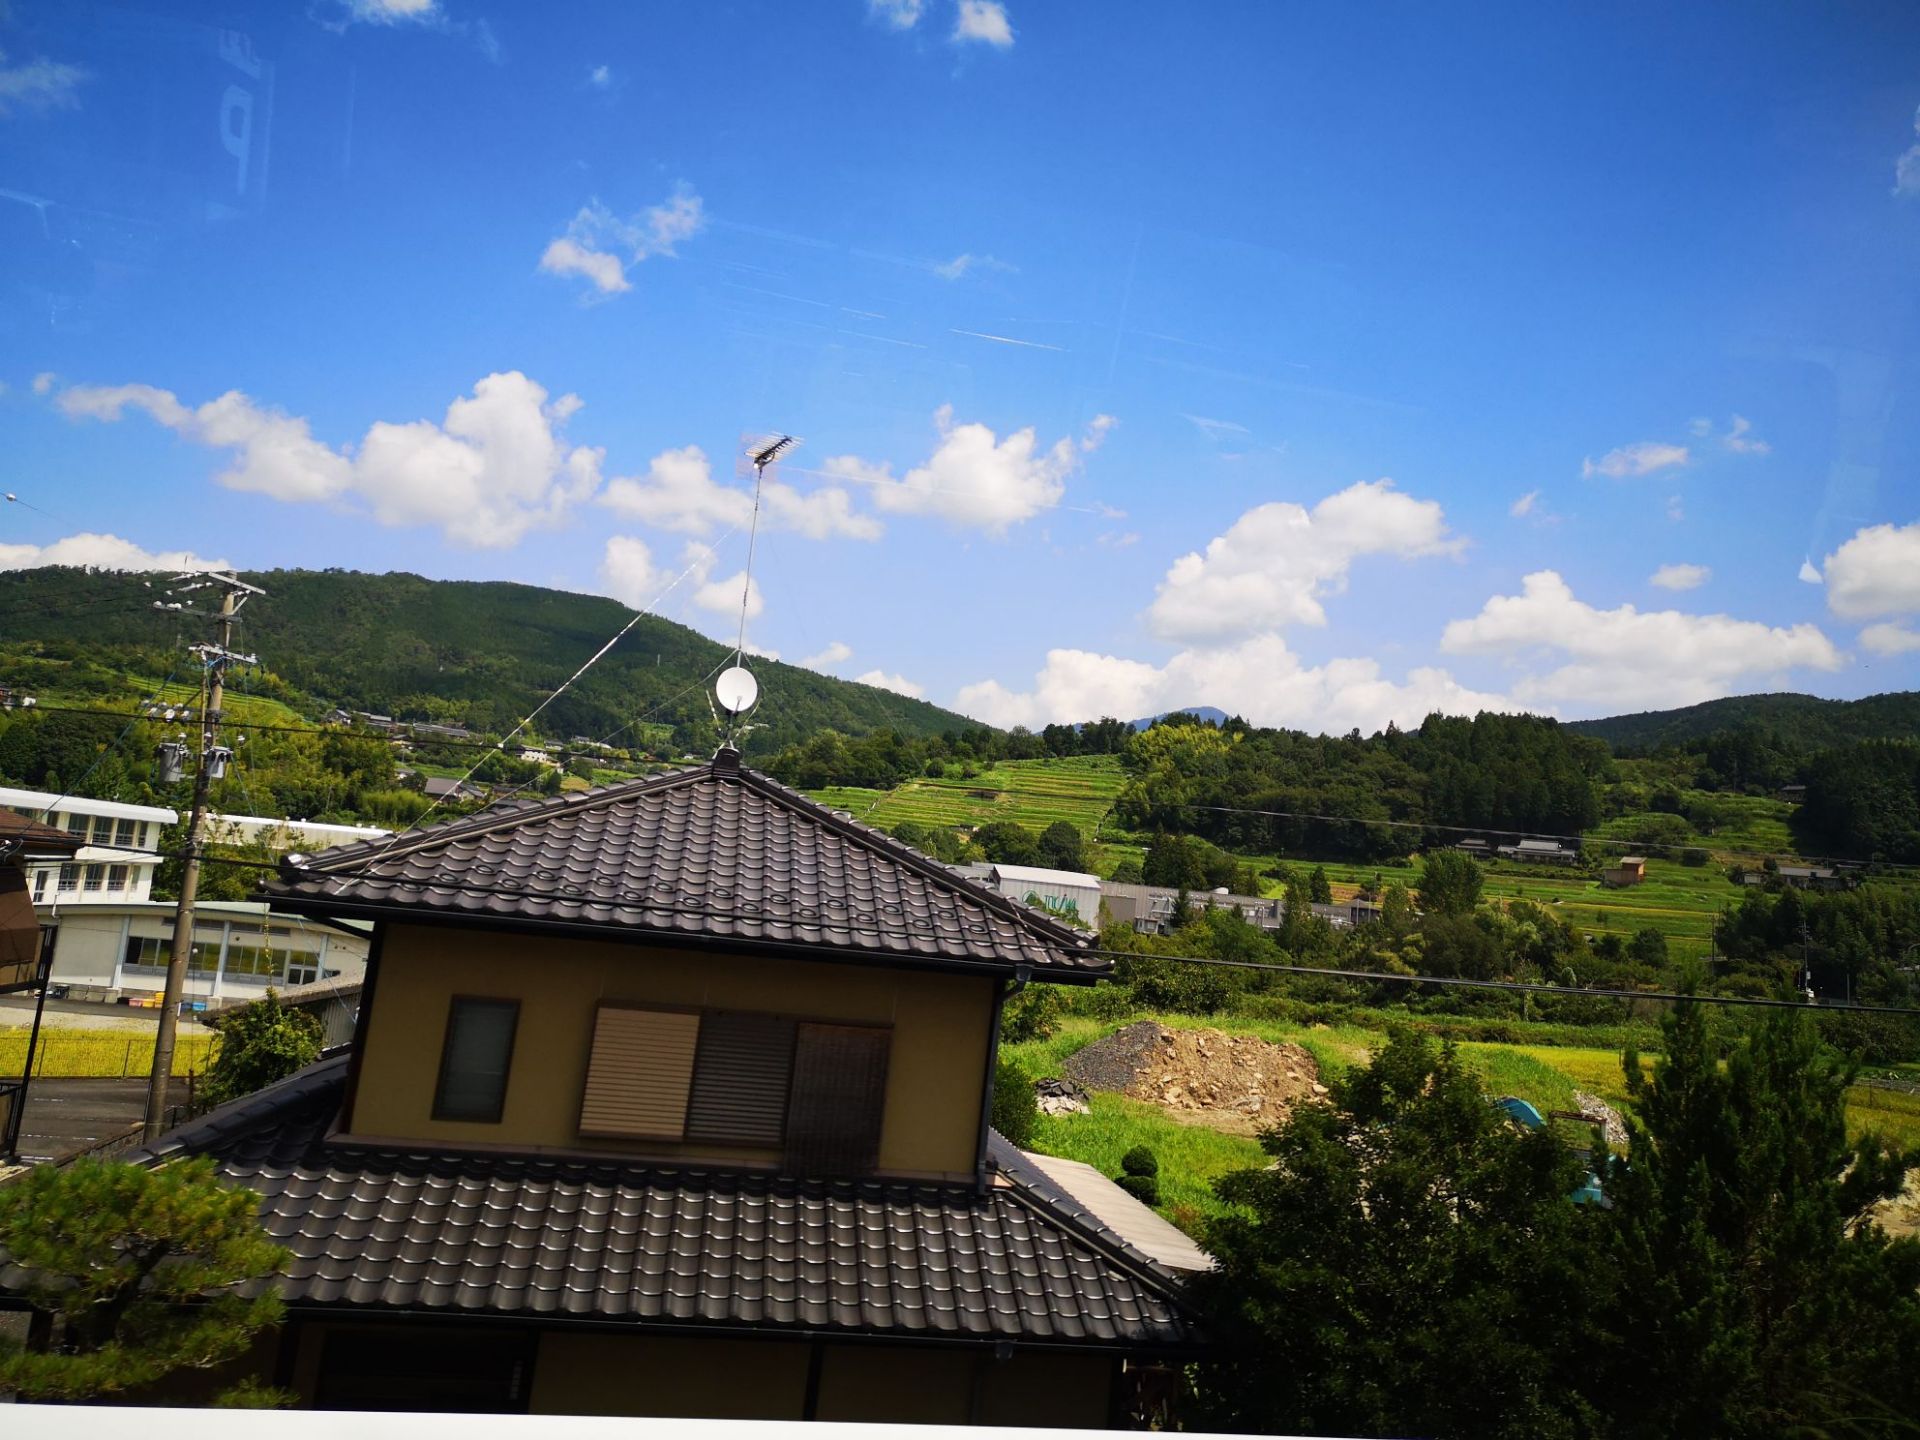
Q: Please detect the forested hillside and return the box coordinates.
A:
[1568,690,1920,753]
[0,566,978,755]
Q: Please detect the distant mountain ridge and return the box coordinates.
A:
[1129,706,1230,730]
[1566,691,1920,752]
[0,566,985,755]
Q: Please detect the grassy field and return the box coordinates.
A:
[806,755,1126,838]
[1007,1013,1917,1232]
[0,1026,220,1078]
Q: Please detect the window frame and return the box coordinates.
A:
[432,995,521,1124]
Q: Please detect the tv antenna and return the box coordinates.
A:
[716,433,798,750]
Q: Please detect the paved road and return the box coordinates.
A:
[0,995,189,1033]
[9,1078,191,1166]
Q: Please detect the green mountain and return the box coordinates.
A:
[0,566,986,755]
[1566,691,1920,753]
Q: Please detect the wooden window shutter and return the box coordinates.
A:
[686,1011,797,1147]
[784,1023,891,1175]
[578,1005,701,1140]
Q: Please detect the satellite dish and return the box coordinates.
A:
[715,666,759,715]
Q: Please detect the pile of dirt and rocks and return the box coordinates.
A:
[1570,1089,1630,1149]
[1062,1021,1326,1135]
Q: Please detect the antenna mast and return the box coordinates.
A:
[715,434,797,751]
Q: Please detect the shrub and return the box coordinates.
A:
[990,1058,1036,1149]
[1000,984,1066,1044]
[1121,1145,1160,1178]
[200,990,323,1110]
[1115,1173,1160,1206]
[1681,847,1710,867]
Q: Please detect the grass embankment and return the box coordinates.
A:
[1008,1013,1920,1233]
[0,1027,219,1078]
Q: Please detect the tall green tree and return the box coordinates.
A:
[200,990,324,1110]
[1417,848,1484,916]
[0,1157,288,1402]
[1037,819,1086,872]
[1595,1003,1920,1438]
[1192,1030,1607,1439]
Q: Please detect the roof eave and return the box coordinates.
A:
[262,891,1112,984]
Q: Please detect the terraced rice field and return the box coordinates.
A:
[806,755,1125,838]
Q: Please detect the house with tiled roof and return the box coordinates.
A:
[118,749,1203,1423]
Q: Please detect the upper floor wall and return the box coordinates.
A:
[346,923,999,1184]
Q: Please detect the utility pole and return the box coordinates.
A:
[144,573,261,1141]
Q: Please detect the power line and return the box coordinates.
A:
[133,847,1920,1018]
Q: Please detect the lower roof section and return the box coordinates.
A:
[116,1057,1196,1352]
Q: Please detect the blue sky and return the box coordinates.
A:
[4,0,1920,730]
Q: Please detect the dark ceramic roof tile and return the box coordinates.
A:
[97,1057,1193,1351]
[264,758,1103,979]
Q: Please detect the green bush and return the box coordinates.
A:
[1115,1173,1160,1206]
[991,1058,1036,1149]
[1000,984,1067,1044]
[1121,1145,1160,1178]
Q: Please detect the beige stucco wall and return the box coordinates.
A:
[529,1333,811,1418]
[348,922,997,1180]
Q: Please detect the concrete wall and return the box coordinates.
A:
[349,923,996,1181]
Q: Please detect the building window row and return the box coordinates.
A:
[121,925,325,985]
[432,998,892,1174]
[50,863,137,894]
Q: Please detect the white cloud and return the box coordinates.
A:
[1822,520,1920,619]
[1861,622,1920,656]
[822,406,1104,535]
[588,64,612,89]
[0,532,229,573]
[1650,562,1710,591]
[1581,441,1689,479]
[1096,530,1140,550]
[600,444,880,541]
[1509,490,1539,518]
[1667,495,1686,523]
[695,568,762,621]
[539,187,705,298]
[953,0,1014,46]
[598,535,761,626]
[0,50,88,115]
[1896,105,1920,196]
[540,239,630,295]
[932,252,1014,280]
[1145,480,1462,643]
[1799,559,1823,584]
[1688,416,1713,438]
[58,372,602,548]
[869,0,925,28]
[1722,415,1769,455]
[349,0,438,19]
[856,669,925,699]
[802,640,853,669]
[30,372,54,396]
[1440,570,1844,710]
[957,634,1519,734]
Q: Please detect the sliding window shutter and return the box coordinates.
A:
[784,1023,890,1175]
[578,1005,701,1140]
[686,1011,797,1146]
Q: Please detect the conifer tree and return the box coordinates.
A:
[0,1157,288,1402]
[1596,1003,1920,1438]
